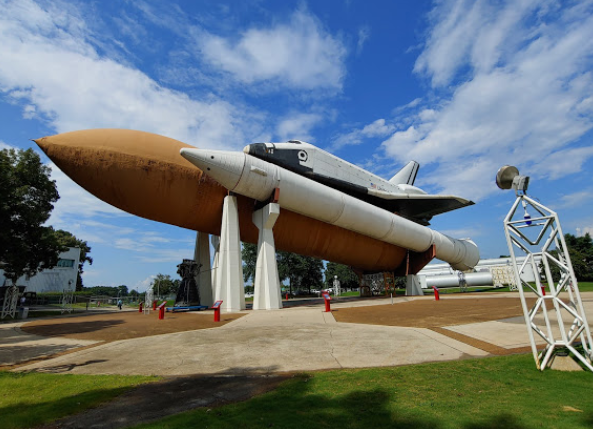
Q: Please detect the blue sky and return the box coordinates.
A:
[1,0,592,292]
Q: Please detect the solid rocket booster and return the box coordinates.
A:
[180,148,480,271]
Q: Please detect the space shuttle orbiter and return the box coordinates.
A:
[244,141,473,225]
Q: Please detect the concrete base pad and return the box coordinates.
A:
[550,355,584,372]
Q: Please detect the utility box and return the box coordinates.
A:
[322,293,331,312]
[212,300,223,322]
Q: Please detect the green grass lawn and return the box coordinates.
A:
[134,354,592,429]
[577,282,593,292]
[339,291,361,297]
[2,355,592,428]
[0,372,157,429]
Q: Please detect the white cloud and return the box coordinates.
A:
[414,0,545,87]
[197,8,347,91]
[536,146,593,180]
[113,231,192,262]
[332,119,395,150]
[555,190,593,209]
[112,12,149,46]
[133,274,155,293]
[439,227,483,239]
[356,26,370,55]
[0,0,261,149]
[0,140,15,150]
[382,1,593,200]
[276,112,324,142]
[137,249,192,264]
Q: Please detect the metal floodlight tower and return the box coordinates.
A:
[497,165,593,371]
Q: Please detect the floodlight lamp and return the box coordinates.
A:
[495,165,529,194]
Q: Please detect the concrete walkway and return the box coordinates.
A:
[9,292,593,375]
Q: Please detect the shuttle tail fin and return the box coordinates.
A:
[389,161,419,185]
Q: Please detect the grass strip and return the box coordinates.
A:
[135,354,593,429]
[0,371,157,429]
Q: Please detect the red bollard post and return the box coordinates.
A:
[323,292,331,312]
[541,285,546,296]
[138,302,143,313]
[212,300,223,322]
[432,286,440,301]
[158,302,166,320]
[152,300,157,310]
[286,293,289,300]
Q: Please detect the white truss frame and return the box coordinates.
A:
[144,286,154,314]
[61,288,74,314]
[1,286,19,320]
[504,194,593,371]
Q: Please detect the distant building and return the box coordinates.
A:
[0,247,81,293]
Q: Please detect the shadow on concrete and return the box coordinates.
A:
[27,359,109,374]
[21,320,125,337]
[220,365,282,375]
[0,343,83,367]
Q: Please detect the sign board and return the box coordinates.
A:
[212,300,223,309]
[322,293,331,301]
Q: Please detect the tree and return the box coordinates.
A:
[117,285,129,296]
[277,251,302,296]
[84,286,120,296]
[242,244,323,295]
[242,242,257,283]
[298,256,323,293]
[0,148,65,283]
[53,229,93,290]
[324,262,359,290]
[151,274,179,298]
[129,288,140,300]
[549,233,593,282]
[277,251,323,295]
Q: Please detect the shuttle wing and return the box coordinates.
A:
[299,171,473,225]
[383,195,474,225]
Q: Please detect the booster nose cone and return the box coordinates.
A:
[180,148,246,191]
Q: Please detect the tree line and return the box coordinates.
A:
[554,233,593,281]
[1,148,92,288]
[242,243,358,295]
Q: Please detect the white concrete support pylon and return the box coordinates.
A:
[194,231,213,307]
[215,195,245,312]
[252,203,282,310]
